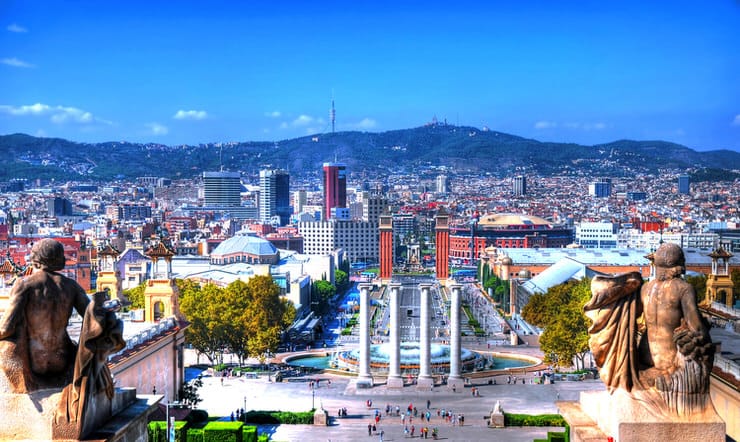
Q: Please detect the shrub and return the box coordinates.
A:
[503,413,566,427]
[186,428,204,442]
[243,425,258,442]
[203,421,244,442]
[242,410,315,424]
[148,421,189,442]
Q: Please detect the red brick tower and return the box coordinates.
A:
[379,210,393,280]
[435,208,450,280]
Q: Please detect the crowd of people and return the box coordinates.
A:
[360,399,469,439]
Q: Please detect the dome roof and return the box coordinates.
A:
[211,233,278,257]
[501,256,513,265]
[478,213,551,227]
[518,268,532,279]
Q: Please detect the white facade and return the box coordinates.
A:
[576,222,618,248]
[298,219,379,263]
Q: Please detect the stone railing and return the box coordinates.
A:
[108,316,178,361]
[714,353,740,381]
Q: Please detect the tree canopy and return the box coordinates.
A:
[178,276,295,365]
[521,278,592,369]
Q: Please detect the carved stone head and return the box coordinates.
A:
[653,243,685,268]
[30,238,66,271]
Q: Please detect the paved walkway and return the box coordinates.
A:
[194,366,605,442]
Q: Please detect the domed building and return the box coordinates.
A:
[449,213,573,264]
[209,231,280,265]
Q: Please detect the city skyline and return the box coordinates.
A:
[1,1,739,151]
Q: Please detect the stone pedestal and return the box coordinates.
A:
[0,387,159,441]
[488,410,504,428]
[313,408,328,426]
[559,390,726,442]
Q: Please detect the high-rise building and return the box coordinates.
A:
[259,169,290,225]
[293,190,307,214]
[436,175,448,194]
[203,171,241,207]
[322,162,347,220]
[588,178,611,198]
[678,174,690,195]
[357,192,388,223]
[513,175,527,196]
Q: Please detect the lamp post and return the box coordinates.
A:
[165,401,179,442]
[311,382,316,410]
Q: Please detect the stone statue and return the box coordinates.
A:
[0,239,90,393]
[584,243,715,416]
[0,238,125,440]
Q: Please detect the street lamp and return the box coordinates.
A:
[311,383,316,410]
[165,401,180,442]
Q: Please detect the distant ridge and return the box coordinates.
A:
[1,125,739,181]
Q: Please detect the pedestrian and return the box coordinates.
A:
[379,429,384,442]
[230,411,234,421]
[460,414,464,426]
[426,399,431,409]
[368,423,372,436]
[411,425,415,437]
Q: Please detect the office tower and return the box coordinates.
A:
[436,175,448,194]
[588,178,611,198]
[357,191,388,223]
[678,174,690,195]
[48,197,73,217]
[513,175,527,196]
[293,190,307,214]
[259,169,290,225]
[322,162,347,220]
[203,171,241,207]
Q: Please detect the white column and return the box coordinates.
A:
[387,283,403,388]
[417,283,433,390]
[448,284,463,388]
[357,283,373,387]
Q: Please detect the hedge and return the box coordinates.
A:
[503,413,566,427]
[203,421,244,442]
[242,410,315,424]
[148,420,189,442]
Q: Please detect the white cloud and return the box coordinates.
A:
[1,57,34,68]
[732,114,740,126]
[7,23,28,33]
[173,109,208,120]
[534,120,557,129]
[0,102,110,125]
[342,118,377,130]
[264,111,281,118]
[145,122,168,136]
[292,114,315,127]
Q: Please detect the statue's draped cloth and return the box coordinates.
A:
[584,273,644,393]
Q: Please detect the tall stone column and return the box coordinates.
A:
[448,284,463,389]
[417,283,434,390]
[387,283,403,388]
[357,283,373,387]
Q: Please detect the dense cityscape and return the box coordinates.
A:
[2,1,739,441]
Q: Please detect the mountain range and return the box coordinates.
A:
[1,125,739,182]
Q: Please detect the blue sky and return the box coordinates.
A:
[1,1,738,151]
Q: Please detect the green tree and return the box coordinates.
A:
[335,269,349,293]
[312,279,336,311]
[122,281,146,310]
[686,274,707,304]
[242,275,295,358]
[179,281,227,365]
[522,278,592,369]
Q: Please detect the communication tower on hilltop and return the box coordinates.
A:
[330,93,336,134]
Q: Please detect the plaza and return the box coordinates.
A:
[191,352,604,442]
